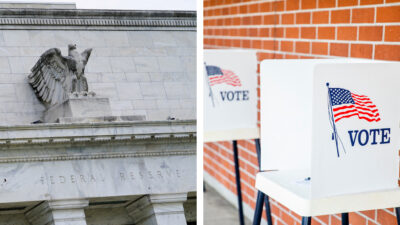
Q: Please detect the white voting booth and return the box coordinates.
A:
[204,50,260,225]
[256,59,400,222]
[204,50,259,142]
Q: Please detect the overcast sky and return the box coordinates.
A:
[0,0,196,10]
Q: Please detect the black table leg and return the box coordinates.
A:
[252,191,265,225]
[396,207,400,225]
[264,195,273,225]
[256,139,273,225]
[301,217,311,225]
[252,138,264,225]
[341,213,349,225]
[233,140,245,225]
[251,138,274,225]
[252,194,273,225]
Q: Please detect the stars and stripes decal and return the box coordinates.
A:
[329,88,380,123]
[206,65,242,87]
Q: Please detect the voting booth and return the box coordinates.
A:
[255,59,400,224]
[204,50,259,142]
[204,50,259,225]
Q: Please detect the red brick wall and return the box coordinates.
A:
[203,0,400,224]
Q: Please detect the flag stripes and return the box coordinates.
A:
[331,91,380,122]
[208,69,241,87]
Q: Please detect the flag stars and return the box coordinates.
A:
[330,88,355,106]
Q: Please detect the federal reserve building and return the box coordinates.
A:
[0,2,196,225]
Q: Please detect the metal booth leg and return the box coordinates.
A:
[252,191,266,225]
[264,195,273,225]
[233,140,245,225]
[252,139,273,225]
[341,213,349,225]
[396,207,400,225]
[301,217,312,225]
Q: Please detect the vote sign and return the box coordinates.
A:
[312,63,400,197]
[261,60,400,198]
[204,50,258,142]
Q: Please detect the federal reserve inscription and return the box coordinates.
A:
[40,174,105,185]
[119,169,182,182]
[39,169,184,186]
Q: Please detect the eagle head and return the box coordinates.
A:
[68,44,77,51]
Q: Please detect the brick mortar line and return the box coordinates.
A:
[382,207,396,216]
[204,35,400,45]
[204,2,400,15]
[204,156,259,198]
[241,182,258,197]
[204,0,278,10]
[312,216,328,225]
[205,144,260,184]
[353,212,373,224]
[204,23,394,30]
[205,166,237,190]
[238,156,261,172]
[238,164,258,180]
[234,150,261,172]
[269,198,298,220]
[204,148,234,169]
[204,148,237,172]
[236,139,259,149]
[237,139,259,151]
[203,155,237,184]
[268,199,304,223]
[204,144,234,166]
[237,149,258,163]
[235,157,259,178]
[204,44,346,60]
[211,143,236,162]
[237,142,258,157]
[205,143,260,177]
[272,204,301,224]
[204,23,400,28]
[356,211,381,224]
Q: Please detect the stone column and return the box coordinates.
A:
[25,199,89,225]
[126,193,188,225]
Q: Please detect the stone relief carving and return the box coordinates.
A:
[28,44,93,107]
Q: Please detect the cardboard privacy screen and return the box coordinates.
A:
[261,59,400,198]
[204,50,259,142]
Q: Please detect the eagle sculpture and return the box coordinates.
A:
[28,44,93,108]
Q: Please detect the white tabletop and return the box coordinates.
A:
[255,170,400,217]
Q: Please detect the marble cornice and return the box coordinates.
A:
[0,120,196,146]
[0,120,196,131]
[0,8,196,30]
[0,150,196,164]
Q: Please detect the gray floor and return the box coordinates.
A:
[204,183,251,225]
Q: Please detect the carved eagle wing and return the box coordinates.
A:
[79,48,93,92]
[81,48,92,66]
[28,48,70,107]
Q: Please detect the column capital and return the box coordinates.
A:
[25,199,89,225]
[126,193,188,225]
[147,193,188,203]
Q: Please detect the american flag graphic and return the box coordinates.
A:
[206,65,241,87]
[329,88,381,123]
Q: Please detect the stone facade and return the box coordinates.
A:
[0,5,196,125]
[0,3,196,225]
